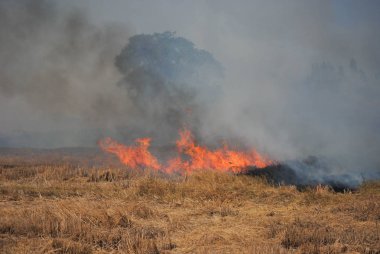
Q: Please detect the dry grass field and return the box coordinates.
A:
[0,152,379,254]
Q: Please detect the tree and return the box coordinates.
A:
[115,32,223,143]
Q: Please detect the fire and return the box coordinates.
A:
[99,128,271,174]
[98,137,161,170]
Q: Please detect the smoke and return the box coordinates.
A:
[183,1,380,183]
[0,0,379,184]
[0,0,130,147]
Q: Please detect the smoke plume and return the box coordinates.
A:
[0,0,379,186]
[0,0,130,147]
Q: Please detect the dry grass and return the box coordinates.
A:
[0,156,379,253]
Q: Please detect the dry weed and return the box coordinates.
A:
[0,160,379,253]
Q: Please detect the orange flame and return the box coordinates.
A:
[99,128,271,174]
[98,137,161,170]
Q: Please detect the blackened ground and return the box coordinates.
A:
[244,164,357,192]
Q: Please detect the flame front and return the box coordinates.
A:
[99,129,271,174]
[98,137,161,170]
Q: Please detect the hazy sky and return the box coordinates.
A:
[0,0,379,178]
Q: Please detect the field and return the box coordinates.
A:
[0,149,379,254]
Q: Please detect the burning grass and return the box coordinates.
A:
[98,128,272,174]
[0,157,379,253]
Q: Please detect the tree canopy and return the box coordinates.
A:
[115,31,223,86]
[114,32,223,143]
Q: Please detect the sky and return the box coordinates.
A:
[0,0,379,179]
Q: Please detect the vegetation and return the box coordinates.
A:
[0,154,379,253]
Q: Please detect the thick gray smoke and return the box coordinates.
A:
[0,0,379,185]
[0,0,130,147]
